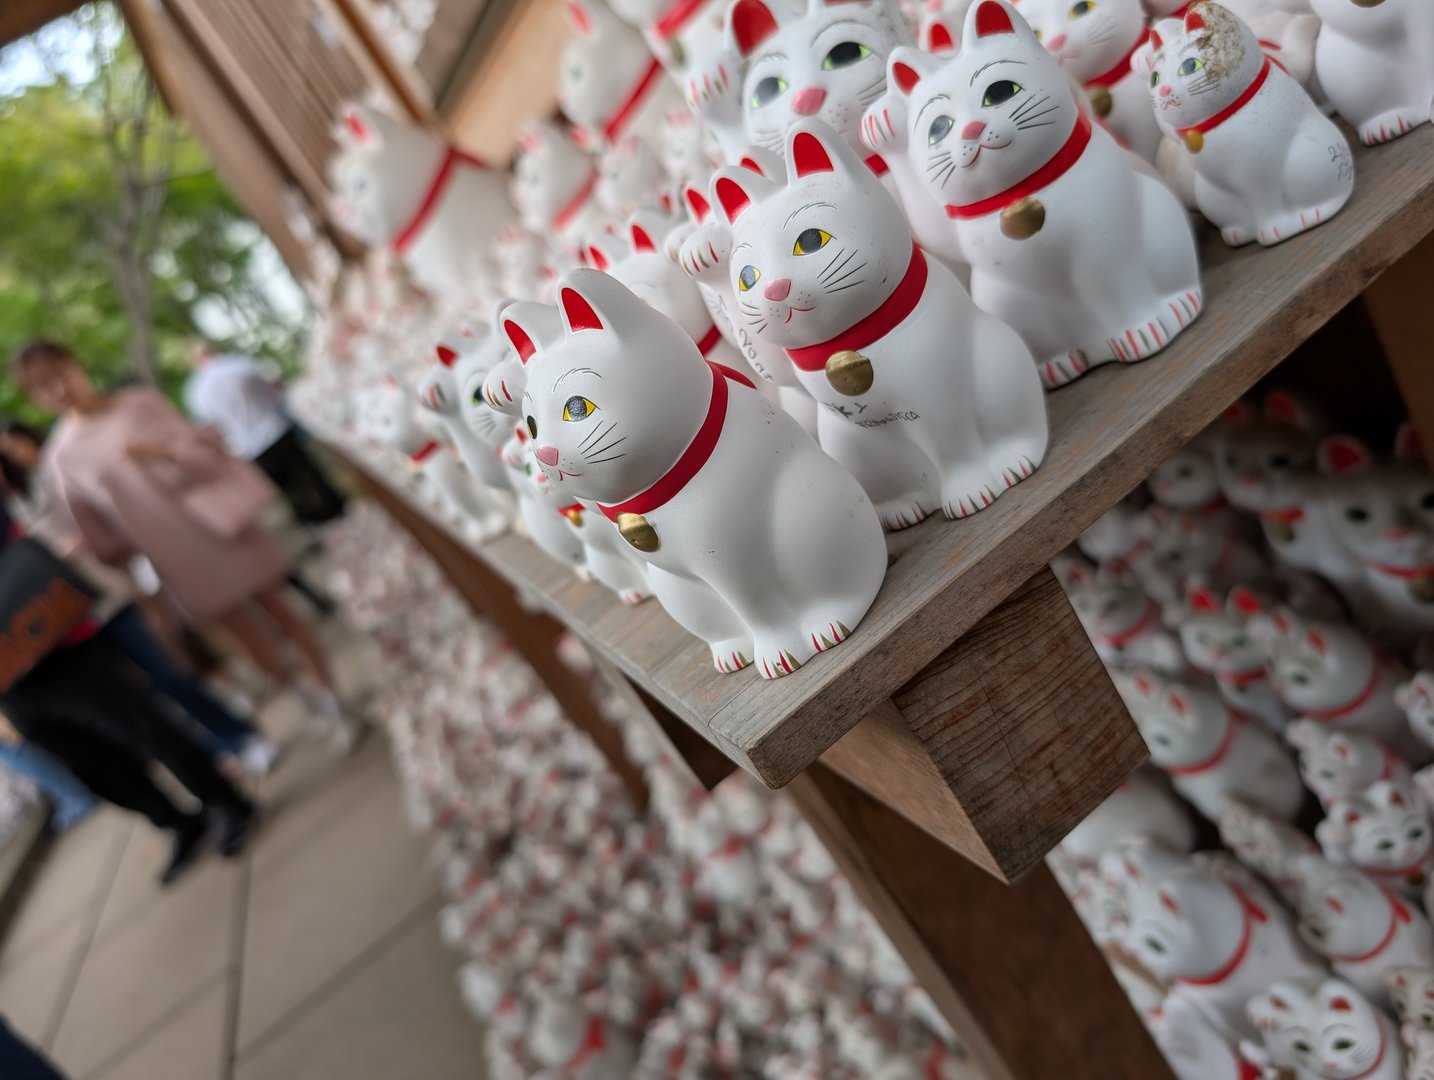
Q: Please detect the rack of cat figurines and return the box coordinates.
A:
[288,0,1434,1075]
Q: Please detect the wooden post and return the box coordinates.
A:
[1364,234,1434,469]
[787,763,1173,1080]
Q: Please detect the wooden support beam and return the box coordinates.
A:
[320,0,435,128]
[1364,234,1434,469]
[787,763,1173,1080]
[0,0,83,48]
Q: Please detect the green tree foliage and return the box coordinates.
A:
[0,3,308,424]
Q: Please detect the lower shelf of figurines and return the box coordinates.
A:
[323,503,979,1079]
[1050,369,1434,1079]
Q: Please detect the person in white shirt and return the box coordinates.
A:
[183,343,346,525]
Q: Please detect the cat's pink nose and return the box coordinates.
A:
[1045,33,1067,51]
[791,87,827,116]
[535,444,561,467]
[1387,526,1413,541]
[764,278,793,301]
[961,120,986,141]
[1160,85,1173,97]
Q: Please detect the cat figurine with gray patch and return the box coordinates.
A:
[1137,3,1354,248]
[884,1,1201,389]
[712,120,1047,528]
[1244,976,1404,1080]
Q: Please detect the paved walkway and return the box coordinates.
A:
[0,641,485,1079]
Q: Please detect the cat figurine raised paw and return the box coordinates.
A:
[1139,3,1355,248]
[1285,719,1412,808]
[1397,673,1434,753]
[712,120,1047,528]
[1245,976,1405,1080]
[1218,796,1317,902]
[1316,780,1434,900]
[885,1,1202,388]
[500,269,887,678]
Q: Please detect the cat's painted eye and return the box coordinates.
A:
[793,228,832,256]
[1292,1041,1313,1054]
[1069,0,1096,16]
[751,76,788,108]
[1378,838,1396,851]
[1178,57,1205,76]
[1423,1013,1434,1029]
[1142,937,1165,954]
[1269,453,1293,469]
[982,80,1023,107]
[1150,71,1161,88]
[1332,1038,1355,1051]
[526,416,538,439]
[822,41,871,70]
[562,396,598,422]
[738,265,761,291]
[928,115,954,145]
[1344,506,1370,523]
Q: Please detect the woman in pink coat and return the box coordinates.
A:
[14,340,356,744]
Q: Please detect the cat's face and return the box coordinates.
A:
[328,107,406,243]
[510,122,593,232]
[1291,726,1383,801]
[372,375,425,451]
[1124,678,1225,768]
[1149,445,1222,512]
[1145,5,1264,131]
[1319,439,1434,573]
[1290,856,1376,955]
[888,1,1083,207]
[1178,592,1264,675]
[1249,980,1389,1080]
[1013,0,1149,85]
[506,269,717,506]
[1332,785,1432,876]
[1076,502,1143,561]
[659,106,713,182]
[1120,869,1227,979]
[712,121,912,348]
[1063,573,1149,640]
[1216,421,1317,512]
[1265,622,1373,712]
[1142,508,1230,578]
[729,0,909,156]
[596,137,666,219]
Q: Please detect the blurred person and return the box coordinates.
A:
[0,740,95,832]
[12,340,361,750]
[0,503,258,883]
[0,420,278,775]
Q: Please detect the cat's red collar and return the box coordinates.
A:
[1176,884,1267,986]
[599,59,665,145]
[696,323,722,357]
[1305,661,1385,723]
[1259,505,1305,525]
[1087,29,1149,89]
[408,440,441,464]
[785,242,927,373]
[1364,559,1434,581]
[1217,666,1266,688]
[564,1017,608,1072]
[1175,56,1272,144]
[1362,845,1434,882]
[1165,710,1244,777]
[598,361,755,521]
[1095,599,1158,650]
[1329,890,1412,964]
[865,154,889,177]
[393,145,487,255]
[945,109,1093,220]
[553,170,601,232]
[653,0,706,39]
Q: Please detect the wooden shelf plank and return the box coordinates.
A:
[316,125,1434,789]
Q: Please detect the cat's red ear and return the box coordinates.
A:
[1396,420,1423,462]
[684,185,710,223]
[1229,587,1263,616]
[1148,28,1163,50]
[1318,436,1372,477]
[892,61,922,94]
[631,223,657,253]
[566,0,593,33]
[1186,584,1219,614]
[435,345,458,368]
[1222,399,1253,425]
[1329,997,1353,1013]
[1326,896,1344,913]
[729,0,780,57]
[714,174,753,223]
[503,320,538,364]
[1168,690,1188,717]
[1158,889,1182,920]
[1305,630,1326,656]
[923,18,956,53]
[1183,7,1205,31]
[972,0,1016,38]
[585,245,609,271]
[342,108,373,143]
[560,287,604,333]
[791,130,835,177]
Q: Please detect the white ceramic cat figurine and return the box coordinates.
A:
[885,1,1202,389]
[1317,428,1434,648]
[675,175,821,440]
[501,269,887,678]
[510,120,606,255]
[1117,670,1304,821]
[1059,768,1196,867]
[1180,585,1290,730]
[1412,1030,1434,1080]
[1140,505,1272,594]
[1397,673,1434,753]
[1139,4,1355,248]
[1149,435,1235,524]
[712,120,1047,528]
[1303,0,1434,147]
[1149,989,1265,1080]
[1013,0,1163,163]
[1285,719,1413,808]
[1245,976,1405,1080]
[1075,501,1181,609]
[500,426,590,575]
[527,996,639,1079]
[607,0,728,81]
[328,103,514,303]
[1384,966,1434,1040]
[1251,608,1418,758]
[1291,855,1434,1008]
[1317,781,1434,899]
[595,135,670,220]
[658,104,717,183]
[1054,557,1185,672]
[560,0,681,151]
[1218,796,1317,898]
[494,224,560,304]
[1110,842,1321,1037]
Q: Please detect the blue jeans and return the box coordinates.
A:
[0,742,95,828]
[98,606,257,756]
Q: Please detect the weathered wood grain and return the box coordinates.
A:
[787,764,1173,1080]
[1364,234,1434,468]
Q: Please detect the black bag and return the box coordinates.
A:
[0,537,98,692]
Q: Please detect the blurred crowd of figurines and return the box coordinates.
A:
[323,501,978,1079]
[1048,389,1434,1079]
[289,0,1433,685]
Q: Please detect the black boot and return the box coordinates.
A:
[161,814,212,885]
[217,801,261,858]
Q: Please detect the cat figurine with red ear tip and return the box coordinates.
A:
[1010,0,1163,163]
[1053,556,1185,672]
[1303,0,1434,147]
[1105,842,1321,1038]
[1218,796,1317,903]
[503,268,887,678]
[1317,426,1434,648]
[1289,855,1434,1007]
[884,1,1201,390]
[712,121,1047,529]
[1397,673,1434,752]
[1139,4,1355,249]
[1149,989,1266,1080]
[1114,670,1304,821]
[1245,976,1405,1080]
[560,0,681,152]
[1180,585,1290,731]
[1285,720,1413,808]
[510,120,606,255]
[1317,781,1434,900]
